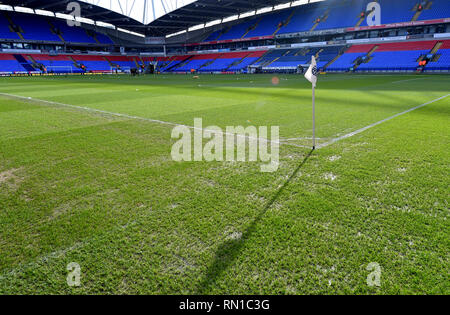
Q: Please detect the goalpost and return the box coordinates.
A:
[110,66,132,74]
[45,66,74,74]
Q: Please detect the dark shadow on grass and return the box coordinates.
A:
[196,149,314,294]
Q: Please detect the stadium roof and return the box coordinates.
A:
[79,0,197,24]
[1,0,144,31]
[147,0,299,36]
[1,0,325,37]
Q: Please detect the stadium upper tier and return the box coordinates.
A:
[204,0,450,42]
[0,10,113,44]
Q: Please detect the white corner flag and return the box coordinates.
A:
[304,56,318,149]
[304,56,318,88]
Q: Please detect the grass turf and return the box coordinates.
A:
[0,74,448,294]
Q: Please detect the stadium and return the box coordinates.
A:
[0,0,448,297]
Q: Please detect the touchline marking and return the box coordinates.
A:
[391,77,427,84]
[0,92,309,149]
[2,92,447,151]
[0,215,145,281]
[317,93,450,149]
[0,242,85,281]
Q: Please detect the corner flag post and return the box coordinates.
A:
[304,56,318,150]
[312,84,316,149]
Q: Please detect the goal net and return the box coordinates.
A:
[110,66,132,74]
[45,66,74,74]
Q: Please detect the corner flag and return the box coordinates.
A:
[304,56,318,149]
[304,56,318,88]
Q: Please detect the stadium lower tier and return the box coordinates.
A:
[0,54,148,74]
[169,51,267,73]
[1,40,449,74]
[328,40,450,72]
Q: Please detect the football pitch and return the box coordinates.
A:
[0,74,448,294]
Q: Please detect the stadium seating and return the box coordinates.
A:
[328,40,449,72]
[198,52,250,72]
[0,39,447,74]
[424,40,450,71]
[219,19,259,40]
[327,53,366,71]
[10,12,61,42]
[1,0,449,75]
[158,56,187,72]
[175,59,209,72]
[165,51,267,73]
[204,30,221,41]
[51,18,96,43]
[417,0,450,21]
[0,54,26,73]
[27,54,79,73]
[107,56,137,70]
[204,0,450,40]
[200,58,237,72]
[2,11,113,44]
[11,54,36,72]
[227,57,259,72]
[0,14,21,40]
[160,40,450,74]
[95,32,114,44]
[313,4,362,31]
[426,49,450,71]
[244,10,292,37]
[72,55,110,72]
[255,46,342,69]
[375,0,413,24]
[277,6,317,35]
[357,50,428,71]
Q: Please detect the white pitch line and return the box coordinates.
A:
[317,93,450,149]
[391,77,427,84]
[0,242,85,281]
[3,92,446,151]
[0,92,310,149]
[283,137,327,141]
[0,217,143,281]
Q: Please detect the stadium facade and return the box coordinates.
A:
[0,0,449,75]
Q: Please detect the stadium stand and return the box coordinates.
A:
[244,10,293,37]
[0,13,21,39]
[12,54,37,72]
[327,52,366,72]
[0,54,26,73]
[107,56,137,70]
[253,46,343,70]
[157,56,187,72]
[357,50,428,72]
[27,54,88,73]
[426,49,450,71]
[1,40,448,74]
[95,32,114,44]
[0,0,448,75]
[175,58,209,72]
[51,18,97,43]
[1,10,113,44]
[167,51,268,73]
[71,55,111,72]
[417,0,450,21]
[10,12,61,42]
[201,0,450,41]
[327,40,450,72]
[218,19,260,41]
[423,40,450,71]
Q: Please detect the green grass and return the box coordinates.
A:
[0,74,448,294]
